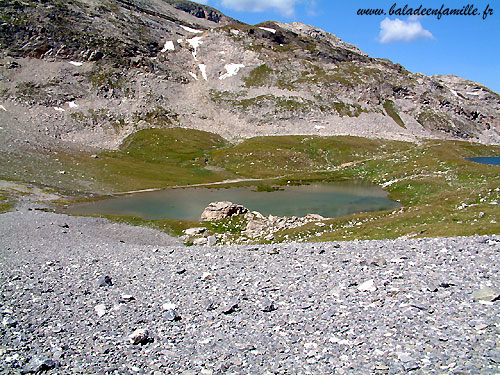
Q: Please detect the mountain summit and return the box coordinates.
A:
[1,0,499,151]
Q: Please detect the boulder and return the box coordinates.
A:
[305,213,324,221]
[201,201,249,221]
[193,237,208,246]
[184,227,206,236]
[246,219,266,232]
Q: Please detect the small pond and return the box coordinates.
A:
[467,157,500,165]
[68,182,401,221]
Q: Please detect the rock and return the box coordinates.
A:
[184,227,206,236]
[472,287,500,302]
[121,294,135,301]
[163,309,181,321]
[22,357,57,373]
[193,237,208,246]
[246,219,266,232]
[357,279,377,292]
[128,329,150,345]
[305,213,324,221]
[162,302,177,310]
[97,275,113,287]
[205,301,217,311]
[439,282,455,288]
[370,257,387,267]
[427,284,439,292]
[200,201,248,221]
[261,299,277,312]
[247,211,265,220]
[397,352,414,362]
[88,50,104,61]
[2,316,18,328]
[221,300,239,314]
[94,304,106,317]
[488,349,500,364]
[207,235,217,246]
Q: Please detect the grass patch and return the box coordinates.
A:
[0,202,13,213]
[205,215,247,234]
[243,64,273,87]
[383,99,406,128]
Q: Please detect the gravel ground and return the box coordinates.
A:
[1,207,499,374]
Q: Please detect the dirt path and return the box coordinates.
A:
[110,158,383,196]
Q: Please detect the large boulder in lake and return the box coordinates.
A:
[201,201,249,221]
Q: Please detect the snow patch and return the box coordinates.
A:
[69,61,83,66]
[198,64,208,81]
[0,105,6,111]
[450,89,459,97]
[188,72,198,81]
[230,29,240,35]
[219,64,245,80]
[177,39,183,44]
[54,107,65,112]
[259,27,276,34]
[187,36,203,60]
[466,91,479,96]
[180,25,203,34]
[314,125,325,130]
[161,40,175,52]
[219,51,225,54]
[68,102,78,108]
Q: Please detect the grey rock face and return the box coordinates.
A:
[0,0,498,166]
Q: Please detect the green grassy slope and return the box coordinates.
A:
[1,128,499,241]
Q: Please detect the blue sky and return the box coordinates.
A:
[194,0,500,93]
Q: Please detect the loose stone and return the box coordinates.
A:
[163,309,181,321]
[128,329,150,345]
[97,275,113,287]
[357,279,377,292]
[94,304,106,317]
[472,287,500,302]
[22,357,57,373]
[221,301,239,314]
[261,299,277,312]
[184,227,206,236]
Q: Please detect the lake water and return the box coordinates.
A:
[68,182,401,221]
[467,157,500,165]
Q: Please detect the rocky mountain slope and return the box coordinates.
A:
[0,0,499,154]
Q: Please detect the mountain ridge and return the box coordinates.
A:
[0,0,499,153]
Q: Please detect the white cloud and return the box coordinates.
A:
[218,0,300,17]
[379,17,433,43]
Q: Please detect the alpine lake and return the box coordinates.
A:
[467,157,500,165]
[68,181,401,221]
